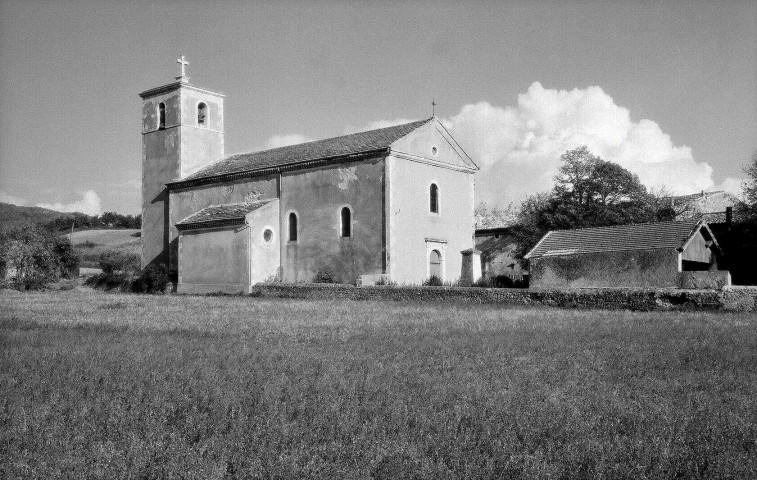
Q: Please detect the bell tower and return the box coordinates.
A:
[139,56,225,269]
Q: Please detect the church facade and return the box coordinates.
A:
[140,69,478,294]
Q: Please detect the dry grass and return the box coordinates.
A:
[68,229,141,268]
[1,289,756,478]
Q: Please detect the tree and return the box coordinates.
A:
[0,224,80,289]
[475,201,516,228]
[511,146,659,263]
[554,146,649,206]
[738,151,757,221]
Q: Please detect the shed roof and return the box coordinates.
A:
[524,220,715,259]
[178,118,433,184]
[175,200,271,230]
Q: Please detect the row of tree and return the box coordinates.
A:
[45,211,141,232]
[480,147,757,264]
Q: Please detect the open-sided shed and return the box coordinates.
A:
[524,220,730,289]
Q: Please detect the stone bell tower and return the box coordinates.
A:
[139,56,225,269]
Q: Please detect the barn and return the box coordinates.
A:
[524,220,730,289]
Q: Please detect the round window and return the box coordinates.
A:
[263,228,273,243]
[431,146,438,156]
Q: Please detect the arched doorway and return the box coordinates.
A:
[429,249,442,279]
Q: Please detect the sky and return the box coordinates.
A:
[0,0,755,215]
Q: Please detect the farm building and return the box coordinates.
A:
[474,227,527,285]
[524,220,730,289]
[140,62,479,294]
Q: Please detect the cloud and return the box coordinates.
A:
[443,82,716,207]
[0,190,28,206]
[260,134,314,150]
[36,190,102,215]
[716,177,746,199]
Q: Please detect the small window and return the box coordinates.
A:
[263,228,273,243]
[340,207,351,237]
[430,183,439,213]
[288,212,298,242]
[158,103,166,130]
[198,102,207,126]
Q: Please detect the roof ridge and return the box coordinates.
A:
[546,219,700,235]
[227,118,431,159]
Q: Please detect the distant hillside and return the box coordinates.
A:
[70,229,141,268]
[0,202,140,231]
[0,202,75,228]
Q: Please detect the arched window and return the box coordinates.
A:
[430,183,439,213]
[197,102,207,126]
[429,250,442,279]
[158,103,166,130]
[340,207,351,237]
[288,212,298,242]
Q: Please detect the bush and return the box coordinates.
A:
[313,270,340,284]
[0,224,80,290]
[472,275,529,289]
[423,275,444,287]
[98,251,140,274]
[131,264,168,294]
[85,271,133,291]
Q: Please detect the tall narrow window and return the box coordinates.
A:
[158,103,166,130]
[430,183,439,213]
[340,207,351,237]
[197,102,207,126]
[429,250,442,278]
[288,212,298,242]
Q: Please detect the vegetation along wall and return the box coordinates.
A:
[252,283,755,312]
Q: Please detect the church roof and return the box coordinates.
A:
[524,220,718,259]
[173,118,433,187]
[175,200,272,230]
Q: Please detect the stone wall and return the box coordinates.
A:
[679,271,731,289]
[249,283,756,312]
[530,249,680,289]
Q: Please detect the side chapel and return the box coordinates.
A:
[140,59,479,294]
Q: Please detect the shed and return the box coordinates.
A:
[474,227,527,285]
[524,220,730,289]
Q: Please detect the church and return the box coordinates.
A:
[140,59,479,294]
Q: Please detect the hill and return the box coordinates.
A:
[0,202,75,228]
[70,229,141,268]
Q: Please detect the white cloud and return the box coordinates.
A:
[716,177,746,199]
[443,82,716,207]
[261,134,314,150]
[36,190,102,216]
[0,190,27,206]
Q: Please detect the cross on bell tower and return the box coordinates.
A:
[176,54,189,82]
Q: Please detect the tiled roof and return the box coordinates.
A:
[180,118,433,182]
[176,200,271,229]
[525,220,704,259]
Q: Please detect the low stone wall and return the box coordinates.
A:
[252,283,756,312]
[679,271,731,289]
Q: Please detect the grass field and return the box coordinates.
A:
[67,229,141,268]
[1,289,756,478]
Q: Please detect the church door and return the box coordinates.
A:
[429,249,442,279]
